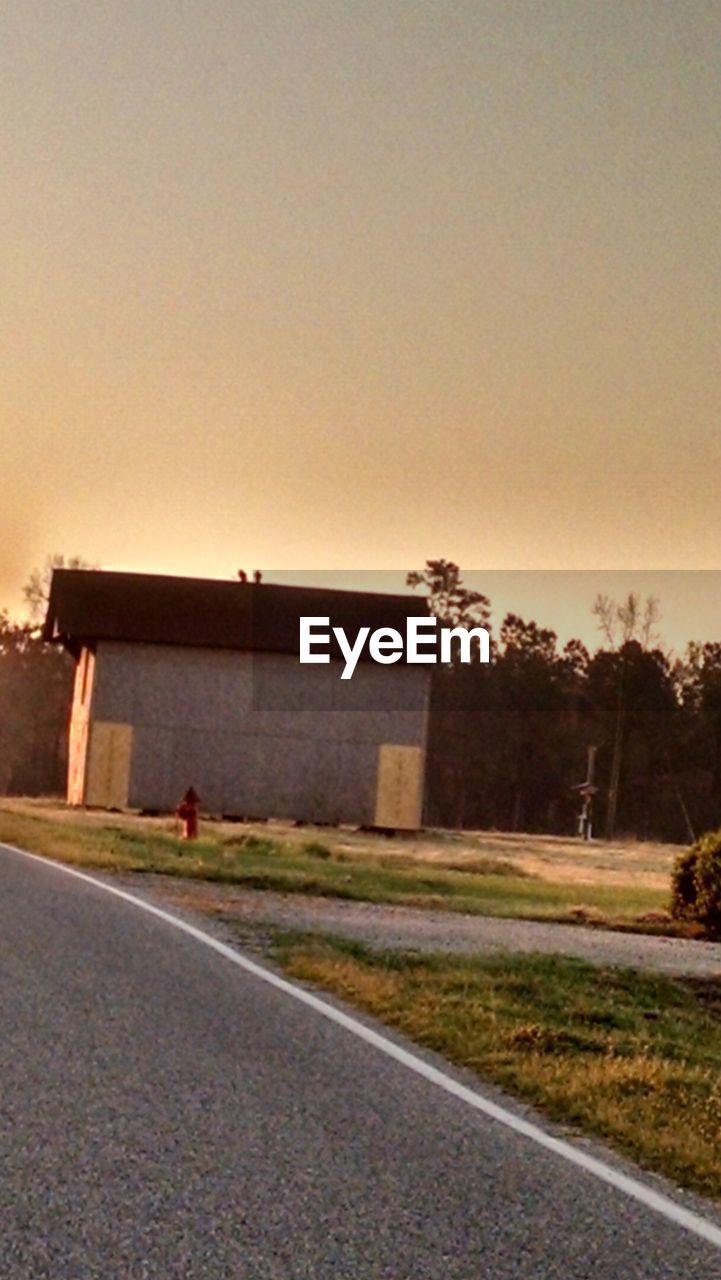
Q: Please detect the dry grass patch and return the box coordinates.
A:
[0,799,678,930]
[274,935,721,1202]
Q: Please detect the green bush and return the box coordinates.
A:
[671,845,699,917]
[671,830,721,935]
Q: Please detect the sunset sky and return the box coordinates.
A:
[2,2,720,639]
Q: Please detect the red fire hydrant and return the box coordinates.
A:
[177,786,200,840]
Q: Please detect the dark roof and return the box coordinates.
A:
[43,570,430,660]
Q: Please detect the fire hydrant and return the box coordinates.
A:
[177,786,200,840]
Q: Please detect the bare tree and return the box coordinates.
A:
[592,592,661,839]
[23,554,97,626]
[592,592,660,650]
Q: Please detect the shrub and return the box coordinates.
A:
[671,846,699,918]
[671,830,721,935]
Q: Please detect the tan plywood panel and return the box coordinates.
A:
[67,713,89,806]
[374,744,424,830]
[85,721,132,809]
[67,647,97,805]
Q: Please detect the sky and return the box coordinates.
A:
[264,570,721,656]
[2,2,720,640]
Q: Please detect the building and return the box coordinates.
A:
[43,570,432,828]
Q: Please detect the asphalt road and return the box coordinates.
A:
[2,844,721,1280]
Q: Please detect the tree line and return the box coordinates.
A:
[416,560,721,842]
[0,615,73,796]
[1,556,720,844]
[0,556,87,797]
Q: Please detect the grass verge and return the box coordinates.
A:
[273,933,721,1202]
[0,803,675,930]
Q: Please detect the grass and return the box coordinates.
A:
[0,800,679,931]
[273,933,721,1202]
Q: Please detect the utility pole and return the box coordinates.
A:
[573,745,598,840]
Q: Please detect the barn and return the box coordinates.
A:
[43,570,432,829]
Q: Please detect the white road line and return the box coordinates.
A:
[4,840,721,1252]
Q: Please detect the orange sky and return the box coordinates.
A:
[2,3,720,637]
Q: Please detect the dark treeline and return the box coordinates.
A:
[2,557,721,845]
[421,562,721,842]
[0,613,73,797]
[0,555,93,797]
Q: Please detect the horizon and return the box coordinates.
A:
[16,560,721,656]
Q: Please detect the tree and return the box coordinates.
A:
[406,560,491,631]
[586,638,679,839]
[677,643,721,828]
[592,592,660,650]
[23,553,97,626]
[0,610,73,795]
[494,615,586,832]
[0,554,95,797]
[406,562,492,826]
[591,593,662,839]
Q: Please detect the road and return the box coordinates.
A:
[2,843,721,1279]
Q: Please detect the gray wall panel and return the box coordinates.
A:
[91,641,429,823]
